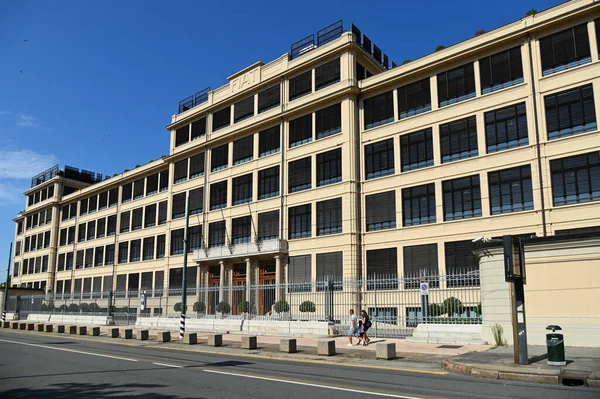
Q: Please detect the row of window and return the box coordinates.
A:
[363,19,600,130]
[55,270,166,297]
[20,231,51,254]
[13,255,49,276]
[23,208,53,232]
[27,184,55,207]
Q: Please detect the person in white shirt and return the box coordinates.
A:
[347,309,358,346]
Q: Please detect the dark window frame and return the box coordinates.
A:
[258,166,280,200]
[209,181,228,210]
[259,126,280,157]
[440,116,479,163]
[232,174,253,206]
[479,46,524,94]
[289,114,313,148]
[315,58,340,91]
[233,135,254,165]
[365,191,396,231]
[540,23,591,76]
[288,204,311,239]
[316,198,342,236]
[365,138,395,180]
[402,183,436,226]
[397,78,432,119]
[488,165,534,214]
[288,157,312,193]
[545,84,597,140]
[234,96,255,123]
[212,106,231,132]
[289,70,312,101]
[317,148,342,186]
[551,152,600,206]
[437,63,476,107]
[485,102,529,152]
[442,175,482,221]
[364,91,394,130]
[401,128,434,172]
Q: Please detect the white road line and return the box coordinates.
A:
[0,338,138,362]
[153,362,183,368]
[203,369,425,399]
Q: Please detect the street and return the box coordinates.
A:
[0,330,598,399]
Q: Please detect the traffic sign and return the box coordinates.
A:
[420,282,429,296]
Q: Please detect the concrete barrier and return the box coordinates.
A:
[26,323,34,330]
[241,336,257,350]
[36,324,45,332]
[122,329,133,339]
[208,334,222,347]
[27,313,113,326]
[157,331,171,343]
[137,329,149,341]
[19,322,27,330]
[2,321,10,328]
[90,326,100,336]
[280,338,297,353]
[108,327,119,338]
[318,340,336,356]
[376,343,396,360]
[407,324,485,345]
[44,324,53,333]
[183,333,197,345]
[77,326,87,335]
[68,325,77,334]
[11,321,19,329]
[56,325,65,333]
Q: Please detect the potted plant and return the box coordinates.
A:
[238,300,249,316]
[193,301,206,316]
[215,301,231,318]
[299,301,315,321]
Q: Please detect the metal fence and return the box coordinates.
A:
[6,271,481,337]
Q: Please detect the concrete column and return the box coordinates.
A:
[195,265,201,304]
[219,261,225,303]
[245,258,251,302]
[275,255,281,302]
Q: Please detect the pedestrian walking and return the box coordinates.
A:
[361,310,371,346]
[347,309,358,346]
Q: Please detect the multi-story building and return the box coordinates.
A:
[10,0,600,317]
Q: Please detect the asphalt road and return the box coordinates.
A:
[0,330,598,399]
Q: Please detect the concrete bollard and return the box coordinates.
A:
[122,329,133,339]
[44,324,53,333]
[241,336,257,350]
[157,331,171,343]
[137,329,149,341]
[183,333,197,345]
[19,322,27,330]
[77,326,87,335]
[27,323,35,331]
[11,321,19,329]
[57,325,65,333]
[280,338,297,353]
[108,327,119,338]
[36,324,45,332]
[376,342,396,360]
[90,327,100,336]
[317,340,336,356]
[208,334,222,347]
[2,321,10,328]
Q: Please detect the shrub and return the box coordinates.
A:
[273,300,290,313]
[442,297,464,317]
[40,303,48,312]
[58,304,68,312]
[88,303,101,313]
[68,303,79,312]
[216,301,231,314]
[193,301,206,313]
[525,9,537,16]
[474,29,487,37]
[435,45,447,52]
[476,302,482,316]
[238,300,249,313]
[402,59,412,65]
[491,323,505,346]
[79,303,89,313]
[429,303,443,317]
[48,303,55,311]
[174,302,182,312]
[299,301,316,313]
[120,306,129,313]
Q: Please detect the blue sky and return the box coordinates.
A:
[0,0,560,282]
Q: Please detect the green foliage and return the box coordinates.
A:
[299,301,316,313]
[88,303,101,313]
[79,303,89,312]
[525,9,537,16]
[273,300,290,313]
[68,303,79,312]
[174,302,182,312]
[193,301,206,313]
[402,59,412,65]
[238,300,249,313]
[40,303,48,312]
[47,303,55,311]
[428,303,443,317]
[474,29,486,36]
[476,302,482,316]
[120,306,130,313]
[216,301,231,314]
[491,323,505,346]
[442,297,464,317]
[58,304,68,312]
[435,45,447,52]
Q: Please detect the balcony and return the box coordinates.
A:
[193,239,288,262]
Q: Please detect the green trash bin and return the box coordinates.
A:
[546,325,566,366]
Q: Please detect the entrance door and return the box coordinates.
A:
[207,266,220,314]
[259,264,276,314]
[232,264,246,315]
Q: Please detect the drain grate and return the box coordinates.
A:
[437,345,463,349]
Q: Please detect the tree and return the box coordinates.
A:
[299,301,316,313]
[429,303,443,317]
[193,301,206,313]
[216,301,230,314]
[174,302,182,312]
[238,300,249,313]
[442,297,464,317]
[525,9,537,17]
[435,45,447,52]
[273,300,290,313]
[0,276,11,288]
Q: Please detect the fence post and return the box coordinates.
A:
[373,274,377,339]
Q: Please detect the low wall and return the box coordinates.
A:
[406,324,485,345]
[27,314,113,326]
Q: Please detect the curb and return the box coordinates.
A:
[442,358,600,387]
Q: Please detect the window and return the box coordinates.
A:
[289,114,312,147]
[94,246,104,267]
[366,248,398,289]
[288,204,311,239]
[133,179,144,200]
[78,223,86,242]
[259,125,280,157]
[258,210,279,240]
[122,183,132,203]
[443,175,482,221]
[479,46,524,94]
[109,188,118,206]
[485,103,528,152]
[212,106,231,131]
[232,174,253,205]
[289,255,311,290]
[68,226,75,244]
[144,204,156,228]
[397,78,431,119]
[156,235,166,259]
[59,229,67,246]
[233,135,253,165]
[159,170,169,192]
[401,128,433,172]
[118,242,128,263]
[17,221,23,235]
[234,96,254,123]
[129,239,141,262]
[258,85,280,113]
[208,221,226,247]
[189,225,202,252]
[403,244,439,288]
[445,241,480,287]
[170,228,184,255]
[89,195,98,213]
[172,193,186,219]
[107,215,117,236]
[440,116,478,163]
[57,254,65,272]
[169,268,183,290]
[365,191,396,231]
[143,174,158,196]
[80,198,88,215]
[545,84,596,140]
[85,248,93,268]
[87,220,96,240]
[488,165,534,214]
[364,91,394,129]
[105,244,115,266]
[540,23,591,76]
[365,139,395,179]
[99,191,108,209]
[597,18,600,56]
[258,166,279,200]
[191,117,206,140]
[317,148,341,186]
[211,144,229,172]
[316,103,341,140]
[143,237,154,261]
[158,201,167,224]
[551,152,600,206]
[437,63,476,107]
[66,252,74,270]
[189,188,203,215]
[120,211,130,233]
[42,255,49,272]
[315,58,340,90]
[232,216,251,244]
[289,70,312,101]
[317,198,342,235]
[187,153,204,179]
[288,157,311,193]
[174,159,188,183]
[402,183,436,226]
[356,62,366,80]
[175,125,189,147]
[131,208,142,230]
[210,181,227,210]
[316,252,343,290]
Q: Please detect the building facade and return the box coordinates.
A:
[10,0,600,316]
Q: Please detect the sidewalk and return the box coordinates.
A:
[443,345,600,387]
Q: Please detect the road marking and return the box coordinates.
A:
[203,369,428,399]
[153,362,183,368]
[0,338,138,362]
